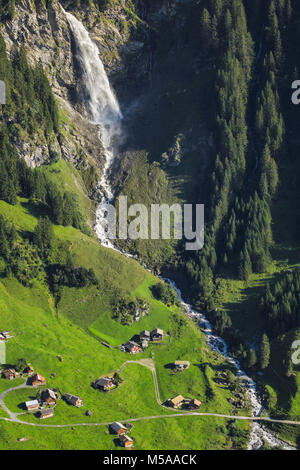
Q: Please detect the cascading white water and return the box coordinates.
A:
[64,10,122,244]
[63,8,295,450]
[162,279,295,450]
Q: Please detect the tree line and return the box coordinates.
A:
[0,213,97,293]
[261,269,300,339]
[181,0,291,304]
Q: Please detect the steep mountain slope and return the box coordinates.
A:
[0,0,300,450]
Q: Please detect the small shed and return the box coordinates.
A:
[141,339,149,349]
[174,360,190,371]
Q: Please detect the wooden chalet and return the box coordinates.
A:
[41,389,58,405]
[25,400,39,412]
[189,399,201,410]
[64,393,83,407]
[124,341,142,354]
[23,365,34,375]
[38,408,54,419]
[93,377,115,391]
[109,421,127,435]
[168,395,185,409]
[150,328,164,342]
[2,369,17,380]
[139,330,150,341]
[119,434,134,448]
[30,373,46,386]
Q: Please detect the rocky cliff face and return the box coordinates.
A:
[2,0,101,171]
[1,0,193,192]
[1,0,147,175]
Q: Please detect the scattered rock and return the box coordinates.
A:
[86,410,93,417]
[51,373,57,378]
[18,437,29,442]
[57,355,63,362]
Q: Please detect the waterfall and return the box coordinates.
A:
[64,10,122,243]
[63,9,295,450]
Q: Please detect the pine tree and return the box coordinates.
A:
[259,173,269,199]
[0,224,9,259]
[211,15,219,49]
[224,9,233,41]
[200,8,212,45]
[247,348,257,368]
[239,249,252,281]
[259,334,270,369]
[33,217,54,260]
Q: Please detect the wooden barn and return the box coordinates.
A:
[2,369,17,380]
[41,389,58,405]
[168,395,184,409]
[93,377,115,391]
[119,434,134,448]
[189,399,201,410]
[124,341,142,354]
[150,328,164,342]
[25,400,39,412]
[38,408,54,419]
[31,373,46,386]
[64,393,83,407]
[109,421,127,435]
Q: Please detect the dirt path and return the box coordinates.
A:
[1,409,300,429]
[118,359,162,405]
[0,382,32,423]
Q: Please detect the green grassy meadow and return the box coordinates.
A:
[0,416,249,450]
[0,183,250,450]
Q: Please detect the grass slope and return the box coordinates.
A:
[0,188,250,449]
